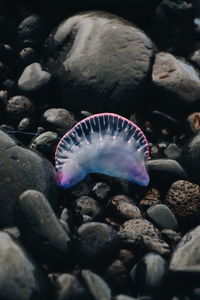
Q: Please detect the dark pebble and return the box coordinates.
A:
[110,195,142,220]
[141,235,170,257]
[44,11,155,114]
[17,14,50,48]
[0,130,57,227]
[5,95,35,126]
[42,108,77,136]
[73,196,102,220]
[76,222,119,265]
[30,131,58,160]
[147,159,187,187]
[82,269,112,300]
[164,180,200,228]
[131,252,167,296]
[18,62,51,93]
[114,296,137,300]
[55,273,86,300]
[17,190,70,263]
[0,232,51,300]
[147,204,178,231]
[161,229,181,249]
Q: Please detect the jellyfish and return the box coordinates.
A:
[55,113,150,189]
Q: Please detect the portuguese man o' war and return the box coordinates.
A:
[55,113,150,189]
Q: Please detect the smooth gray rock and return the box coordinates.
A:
[44,11,155,114]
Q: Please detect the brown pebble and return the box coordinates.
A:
[140,188,161,210]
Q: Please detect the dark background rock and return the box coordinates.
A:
[0,130,57,227]
[44,11,155,115]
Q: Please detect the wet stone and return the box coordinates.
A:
[139,188,161,210]
[6,95,35,126]
[17,190,70,263]
[73,196,102,220]
[42,108,77,136]
[44,11,155,114]
[110,195,142,221]
[17,14,50,48]
[0,232,50,300]
[76,222,119,265]
[131,253,167,296]
[140,235,170,257]
[0,130,57,227]
[187,112,200,133]
[152,52,200,116]
[92,182,111,201]
[147,204,178,231]
[164,180,200,228]
[82,270,112,300]
[18,62,51,93]
[30,131,58,161]
[55,273,86,300]
[147,159,187,187]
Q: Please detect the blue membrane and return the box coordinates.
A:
[55,113,150,189]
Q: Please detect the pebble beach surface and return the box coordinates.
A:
[1,1,200,299]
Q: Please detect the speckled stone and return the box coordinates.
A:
[164,180,200,227]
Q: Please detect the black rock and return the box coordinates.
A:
[147,204,178,231]
[55,273,86,300]
[17,14,50,48]
[181,132,200,184]
[76,222,119,265]
[0,232,51,300]
[152,52,200,117]
[30,131,58,161]
[0,130,57,227]
[147,159,187,187]
[82,269,112,300]
[41,108,77,136]
[150,0,194,56]
[131,252,167,296]
[5,95,35,126]
[44,11,155,114]
[17,190,70,263]
[18,62,51,93]
[73,196,103,220]
[164,180,200,228]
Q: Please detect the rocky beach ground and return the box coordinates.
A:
[1,1,200,299]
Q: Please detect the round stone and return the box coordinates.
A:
[44,11,155,114]
[76,222,119,264]
[147,204,178,231]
